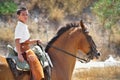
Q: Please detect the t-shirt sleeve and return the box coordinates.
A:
[15,25,23,39]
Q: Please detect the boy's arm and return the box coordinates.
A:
[25,39,42,44]
[15,39,24,62]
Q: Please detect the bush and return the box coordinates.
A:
[0,0,17,15]
[92,0,120,29]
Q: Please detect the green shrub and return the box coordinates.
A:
[92,0,120,29]
[0,0,17,15]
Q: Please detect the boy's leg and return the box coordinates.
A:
[26,49,44,80]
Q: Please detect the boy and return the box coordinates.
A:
[15,7,44,80]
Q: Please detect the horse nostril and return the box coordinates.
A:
[97,52,100,56]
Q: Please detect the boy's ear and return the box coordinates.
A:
[17,15,19,18]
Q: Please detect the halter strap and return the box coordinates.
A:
[82,29,99,59]
[38,43,89,63]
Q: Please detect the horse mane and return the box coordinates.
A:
[45,22,79,52]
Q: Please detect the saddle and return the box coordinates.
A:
[6,44,53,80]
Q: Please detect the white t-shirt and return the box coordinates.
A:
[15,21,30,43]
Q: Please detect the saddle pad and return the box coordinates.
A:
[9,56,30,71]
[7,45,30,71]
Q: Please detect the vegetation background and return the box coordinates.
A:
[0,0,120,60]
[0,0,120,80]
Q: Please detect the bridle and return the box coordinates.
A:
[39,27,100,63]
[82,29,100,61]
[44,44,89,63]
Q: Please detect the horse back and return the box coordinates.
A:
[0,56,8,66]
[0,56,15,80]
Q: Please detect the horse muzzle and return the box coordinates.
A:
[87,50,101,60]
[94,51,101,59]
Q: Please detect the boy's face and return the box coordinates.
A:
[17,10,28,23]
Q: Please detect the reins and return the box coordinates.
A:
[39,43,88,63]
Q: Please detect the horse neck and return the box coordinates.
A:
[48,28,80,80]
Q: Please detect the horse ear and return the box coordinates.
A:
[80,20,86,30]
[80,20,89,33]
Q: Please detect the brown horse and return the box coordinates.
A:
[0,56,30,80]
[0,20,100,80]
[45,20,100,80]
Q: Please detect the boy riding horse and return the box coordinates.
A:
[15,7,44,80]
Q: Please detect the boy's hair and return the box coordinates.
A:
[17,7,27,15]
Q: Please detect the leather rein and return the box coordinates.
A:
[39,43,89,63]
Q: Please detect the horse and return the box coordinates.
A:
[0,20,100,80]
[0,56,30,80]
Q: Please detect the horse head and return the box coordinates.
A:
[77,20,100,62]
[45,20,101,80]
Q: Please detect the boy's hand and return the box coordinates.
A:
[36,40,42,44]
[18,54,24,62]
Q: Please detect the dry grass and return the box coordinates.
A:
[49,7,64,22]
[0,0,93,44]
[0,27,14,43]
[27,18,55,43]
[111,24,120,44]
[72,66,120,80]
[23,0,93,22]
